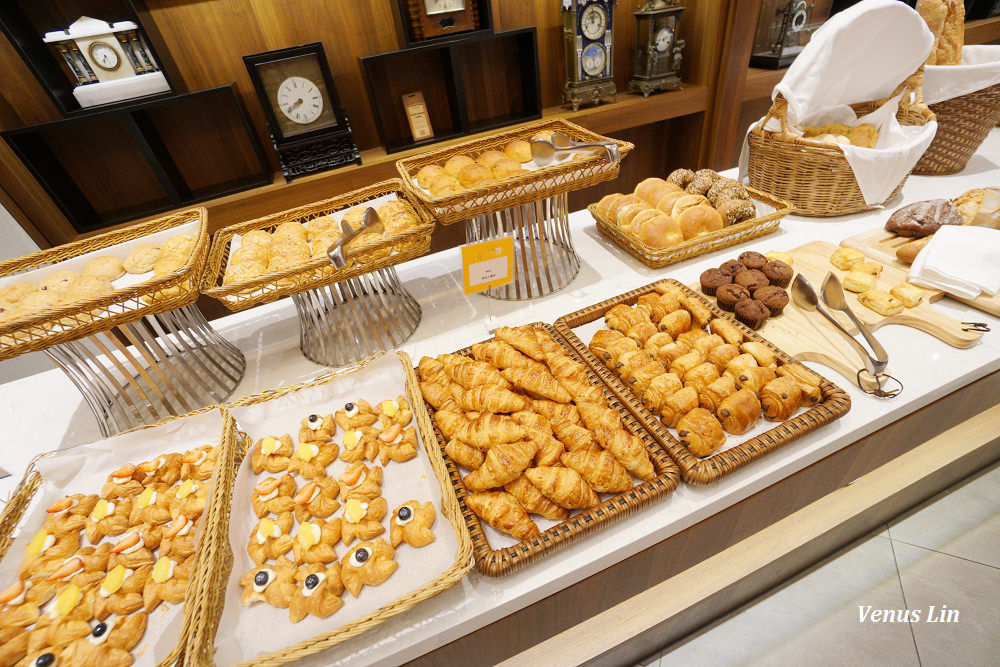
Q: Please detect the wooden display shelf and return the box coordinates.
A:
[743,67,786,102]
[966,15,1000,44]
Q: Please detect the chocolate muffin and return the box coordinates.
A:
[737,251,767,270]
[734,269,768,292]
[718,259,746,277]
[734,298,769,330]
[700,268,732,296]
[715,283,749,312]
[753,285,789,316]
[762,260,793,288]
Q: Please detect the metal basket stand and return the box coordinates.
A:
[464,193,581,300]
[44,304,246,438]
[290,266,422,368]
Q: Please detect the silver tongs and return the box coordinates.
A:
[529,131,620,167]
[326,207,382,269]
[820,272,889,375]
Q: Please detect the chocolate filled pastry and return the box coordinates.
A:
[626,320,659,347]
[675,328,708,347]
[652,340,691,367]
[290,563,344,622]
[335,399,379,430]
[760,377,803,421]
[690,333,725,358]
[740,341,778,369]
[676,408,727,457]
[706,343,741,372]
[669,350,704,379]
[390,500,436,548]
[605,303,651,333]
[293,518,343,564]
[240,557,296,608]
[732,365,778,394]
[642,372,684,414]
[684,362,721,394]
[299,413,336,445]
[293,476,341,523]
[251,474,296,518]
[680,295,714,328]
[660,386,699,428]
[649,293,682,322]
[251,434,294,475]
[698,375,738,413]
[716,388,761,435]
[248,512,295,564]
[659,309,692,339]
[885,199,963,237]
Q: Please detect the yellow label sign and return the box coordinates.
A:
[462,237,514,294]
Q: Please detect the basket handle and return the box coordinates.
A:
[759,94,793,135]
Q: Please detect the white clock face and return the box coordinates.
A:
[581,43,607,77]
[276,76,324,125]
[581,4,608,40]
[655,27,673,53]
[424,0,466,15]
[88,41,120,71]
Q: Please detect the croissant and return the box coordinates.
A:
[463,439,537,491]
[511,410,551,432]
[561,450,633,493]
[418,356,448,384]
[643,372,684,414]
[716,389,761,435]
[445,358,509,389]
[760,377,803,421]
[501,367,572,403]
[653,340,691,366]
[676,408,726,457]
[660,386,699,428]
[461,413,528,449]
[504,475,570,521]
[531,399,582,425]
[658,309,692,339]
[546,353,589,383]
[777,363,822,387]
[690,334,726,358]
[709,316,744,345]
[470,340,546,372]
[732,366,777,395]
[605,304,649,333]
[698,375,738,413]
[706,344,741,372]
[434,410,467,441]
[740,341,778,369]
[591,426,655,481]
[676,329,709,347]
[452,385,527,413]
[627,321,659,346]
[465,491,541,540]
[684,362,721,395]
[494,326,545,361]
[562,377,605,404]
[525,428,565,466]
[649,293,682,322]
[445,438,485,469]
[524,467,600,509]
[534,329,570,362]
[589,329,626,364]
[654,281,687,299]
[575,401,621,432]
[679,295,713,328]
[420,381,458,411]
[669,350,704,379]
[550,417,601,453]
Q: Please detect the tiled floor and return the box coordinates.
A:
[637,460,1000,667]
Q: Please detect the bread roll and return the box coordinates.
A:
[504,140,532,163]
[605,194,644,222]
[634,178,679,206]
[670,194,711,220]
[492,157,524,180]
[595,193,626,219]
[416,164,446,188]
[477,150,506,169]
[896,237,930,264]
[617,203,652,231]
[676,204,724,240]
[655,190,688,216]
[457,163,495,188]
[444,155,475,177]
[635,212,683,249]
[428,174,463,196]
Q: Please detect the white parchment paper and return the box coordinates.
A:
[216,354,458,665]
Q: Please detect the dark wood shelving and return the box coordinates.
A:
[966,15,1000,44]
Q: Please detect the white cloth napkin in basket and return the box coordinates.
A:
[739,0,938,208]
[924,45,1000,105]
[909,225,1000,299]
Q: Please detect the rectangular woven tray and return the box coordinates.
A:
[396,119,634,225]
[0,207,208,362]
[201,180,435,312]
[553,280,852,485]
[0,405,240,667]
[182,352,474,665]
[419,322,680,577]
[590,184,793,269]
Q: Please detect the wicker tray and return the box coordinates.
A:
[201,180,435,312]
[0,405,240,667]
[590,184,794,269]
[747,70,935,217]
[396,119,634,225]
[420,322,680,577]
[553,280,852,485]
[0,207,208,362]
[182,352,473,665]
[913,82,1000,175]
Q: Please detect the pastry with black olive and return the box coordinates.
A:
[289,563,344,622]
[335,399,378,430]
[240,557,297,608]
[299,412,336,445]
[389,501,436,548]
[59,611,147,667]
[340,539,398,597]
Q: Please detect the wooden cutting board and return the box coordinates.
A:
[841,228,1000,317]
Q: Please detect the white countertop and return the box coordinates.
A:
[2,133,1000,666]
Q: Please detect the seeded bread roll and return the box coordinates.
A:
[667,168,696,189]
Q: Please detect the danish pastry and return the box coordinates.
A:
[101,465,144,499]
[299,413,336,444]
[335,399,379,430]
[160,514,196,559]
[181,444,217,481]
[375,395,413,428]
[338,462,384,501]
[857,289,904,316]
[292,476,341,523]
[94,562,151,620]
[289,563,344,622]
[389,500,436,548]
[338,426,379,463]
[340,496,387,545]
[128,483,172,526]
[340,538,398,597]
[85,498,132,544]
[288,439,338,479]
[293,518,342,564]
[136,453,183,486]
[251,434,294,474]
[240,557,297,608]
[59,611,147,665]
[143,554,193,612]
[42,494,98,535]
[166,478,207,520]
[376,424,418,465]
[251,474,296,518]
[248,512,295,564]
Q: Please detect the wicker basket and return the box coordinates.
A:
[396,119,634,225]
[201,180,435,313]
[553,280,852,485]
[182,352,474,666]
[0,405,240,667]
[0,207,208,362]
[747,70,935,217]
[591,185,794,269]
[913,82,1000,175]
[420,323,680,577]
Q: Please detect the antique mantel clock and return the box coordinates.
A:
[627,0,685,97]
[244,43,361,181]
[397,0,484,44]
[562,0,617,112]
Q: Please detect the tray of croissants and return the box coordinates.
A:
[396,119,634,225]
[417,323,680,577]
[553,280,851,486]
[590,168,793,269]
[0,407,235,667]
[201,180,436,312]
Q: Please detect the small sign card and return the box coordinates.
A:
[403,91,434,142]
[461,236,514,294]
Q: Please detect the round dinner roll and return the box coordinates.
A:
[0,283,38,304]
[675,204,724,240]
[82,256,126,282]
[531,130,554,142]
[606,194,644,221]
[272,221,308,243]
[504,140,532,163]
[477,150,506,169]
[627,208,663,233]
[635,211,684,249]
[341,206,369,229]
[378,200,413,219]
[63,275,114,303]
[39,270,79,294]
[17,289,63,316]
[241,229,273,250]
[124,244,161,274]
[444,154,476,177]
[428,173,463,196]
[153,255,185,276]
[161,233,195,258]
[671,194,711,220]
[310,234,342,258]
[655,189,688,216]
[617,202,652,231]
[457,163,495,188]
[634,177,680,206]
[232,244,269,266]
[304,215,339,240]
[491,156,524,180]
[717,198,757,226]
[416,164,446,189]
[595,193,626,219]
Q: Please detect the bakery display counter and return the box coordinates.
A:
[2,130,1000,664]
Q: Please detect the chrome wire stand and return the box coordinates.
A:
[44,304,245,438]
[290,266,421,368]
[464,193,580,300]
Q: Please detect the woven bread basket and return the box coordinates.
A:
[913,82,1000,174]
[747,69,935,217]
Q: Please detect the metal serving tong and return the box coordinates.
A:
[326,207,383,269]
[529,131,620,167]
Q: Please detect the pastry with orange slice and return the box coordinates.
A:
[85,497,132,543]
[108,529,156,570]
[160,514,197,559]
[390,501,436,548]
[338,426,378,464]
[101,464,144,499]
[93,562,152,620]
[251,434,294,475]
[248,512,295,564]
[127,483,172,526]
[292,518,342,564]
[292,476,340,523]
[340,538,398,597]
[376,423,418,466]
[251,474,296,518]
[143,554,194,612]
[334,399,378,430]
[136,452,183,486]
[42,494,99,535]
[166,478,207,521]
[374,395,413,428]
[59,611,147,667]
[287,439,337,479]
[340,496,387,546]
[181,444,217,481]
[337,462,383,501]
[289,563,344,622]
[299,412,336,445]
[240,557,297,608]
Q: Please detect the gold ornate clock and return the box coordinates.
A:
[562,0,617,112]
[627,0,685,97]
